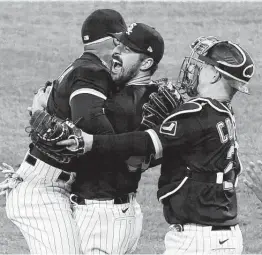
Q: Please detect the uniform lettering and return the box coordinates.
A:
[225,118,233,140]
[217,122,228,143]
[224,145,235,174]
[216,118,233,144]
[227,144,235,159]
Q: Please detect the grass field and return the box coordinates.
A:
[0,1,262,254]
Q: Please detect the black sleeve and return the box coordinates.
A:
[70,93,114,134]
[92,131,155,158]
[91,114,203,159]
[149,114,203,155]
[70,68,115,135]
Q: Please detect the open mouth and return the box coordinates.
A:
[111,56,123,73]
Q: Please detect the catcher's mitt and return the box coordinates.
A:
[140,78,184,129]
[29,110,85,163]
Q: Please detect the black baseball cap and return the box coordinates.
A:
[81,9,127,44]
[109,23,164,64]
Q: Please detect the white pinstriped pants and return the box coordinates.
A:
[5,152,81,254]
[72,195,143,254]
[164,223,243,255]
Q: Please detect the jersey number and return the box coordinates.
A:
[217,118,237,189]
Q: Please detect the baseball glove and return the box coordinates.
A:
[140,78,184,129]
[29,110,85,163]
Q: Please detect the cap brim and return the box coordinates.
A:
[107,32,122,41]
[108,32,147,54]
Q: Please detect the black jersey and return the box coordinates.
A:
[92,97,242,226]
[30,52,114,170]
[72,84,158,199]
[154,98,241,226]
[46,52,112,119]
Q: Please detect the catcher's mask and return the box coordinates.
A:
[176,36,255,97]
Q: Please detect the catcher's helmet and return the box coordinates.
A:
[177,36,255,96]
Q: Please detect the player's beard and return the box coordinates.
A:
[111,60,141,87]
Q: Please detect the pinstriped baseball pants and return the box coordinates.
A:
[5,152,81,254]
[72,196,143,254]
[164,223,243,255]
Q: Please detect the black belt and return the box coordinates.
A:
[29,144,72,171]
[173,224,232,232]
[71,193,133,205]
[25,154,71,182]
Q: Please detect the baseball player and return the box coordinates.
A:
[2,9,127,254]
[69,23,166,254]
[26,23,179,254]
[1,20,171,254]
[59,36,255,254]
[244,161,262,202]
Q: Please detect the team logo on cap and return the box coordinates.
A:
[147,46,153,52]
[84,35,90,41]
[126,23,137,35]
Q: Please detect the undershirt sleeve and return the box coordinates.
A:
[92,131,155,158]
[70,93,114,134]
[70,68,115,135]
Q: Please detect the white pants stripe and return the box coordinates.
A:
[164,223,243,255]
[72,196,143,254]
[6,153,81,254]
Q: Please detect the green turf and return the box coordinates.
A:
[0,1,262,254]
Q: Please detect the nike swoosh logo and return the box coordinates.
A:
[162,122,175,131]
[219,238,229,245]
[122,208,129,213]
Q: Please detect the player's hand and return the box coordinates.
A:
[0,163,22,196]
[0,162,15,175]
[28,81,53,116]
[244,160,262,202]
[56,132,94,154]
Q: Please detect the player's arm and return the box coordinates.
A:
[70,68,115,135]
[93,115,201,157]
[60,112,202,161]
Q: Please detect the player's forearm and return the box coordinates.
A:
[92,131,154,158]
[71,93,115,134]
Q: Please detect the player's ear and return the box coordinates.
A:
[140,57,154,71]
[210,67,221,84]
